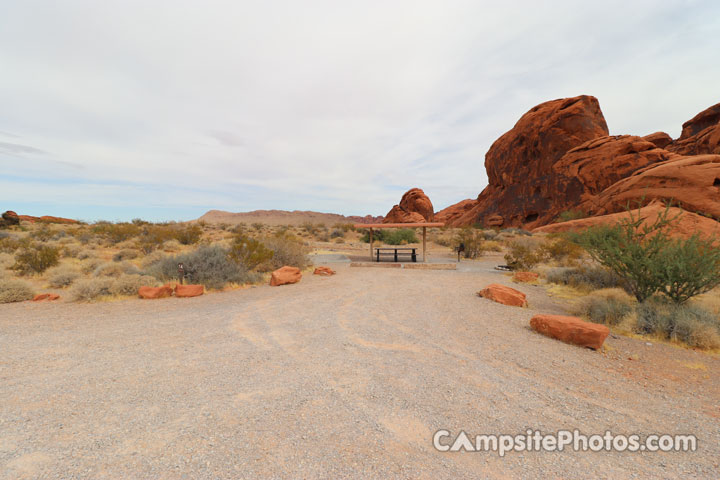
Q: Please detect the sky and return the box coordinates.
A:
[1,0,719,222]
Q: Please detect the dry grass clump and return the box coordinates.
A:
[46,265,82,288]
[0,279,35,303]
[80,258,103,274]
[108,274,158,295]
[70,278,114,301]
[113,249,140,262]
[545,266,625,292]
[574,289,634,326]
[12,244,60,275]
[93,261,140,277]
[259,234,310,271]
[635,299,720,350]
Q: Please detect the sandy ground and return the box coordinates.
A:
[1,258,718,479]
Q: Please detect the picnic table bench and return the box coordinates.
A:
[375,247,417,263]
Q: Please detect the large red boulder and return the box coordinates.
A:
[442,95,609,228]
[383,188,434,223]
[138,284,174,299]
[0,211,20,227]
[477,284,528,307]
[270,266,302,286]
[530,314,610,350]
[175,284,204,297]
[313,266,336,276]
[668,102,720,155]
[513,272,539,283]
[643,131,673,149]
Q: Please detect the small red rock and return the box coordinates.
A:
[270,266,302,286]
[33,293,60,301]
[138,284,174,299]
[175,284,204,297]
[313,266,336,276]
[530,314,610,350]
[513,272,539,283]
[477,284,527,307]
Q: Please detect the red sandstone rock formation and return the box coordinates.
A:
[643,132,673,149]
[313,266,336,276]
[175,284,204,297]
[668,102,720,155]
[530,314,609,350]
[270,266,302,286]
[138,285,174,299]
[477,284,528,307]
[382,188,434,223]
[33,293,60,301]
[512,272,539,283]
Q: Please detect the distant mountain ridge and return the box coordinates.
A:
[197,209,383,226]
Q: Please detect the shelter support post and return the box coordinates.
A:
[422,227,427,263]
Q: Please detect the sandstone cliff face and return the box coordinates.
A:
[382,188,434,223]
[440,97,720,231]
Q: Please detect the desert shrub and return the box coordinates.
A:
[109,274,158,296]
[504,238,546,270]
[383,229,418,245]
[555,210,587,223]
[229,235,274,270]
[62,243,81,258]
[31,226,55,242]
[92,222,142,244]
[329,229,345,239]
[0,235,28,253]
[70,278,114,301]
[539,236,584,265]
[481,230,499,240]
[80,258,103,274]
[12,244,60,274]
[575,291,633,326]
[454,228,486,258]
[334,223,356,233]
[251,222,264,231]
[361,229,385,243]
[484,240,502,252]
[658,234,720,304]
[145,245,257,289]
[77,249,95,260]
[93,261,140,278]
[501,228,532,236]
[545,266,624,291]
[259,234,310,271]
[113,249,140,262]
[635,300,720,349]
[173,224,203,245]
[47,265,81,288]
[0,279,35,303]
[0,252,13,269]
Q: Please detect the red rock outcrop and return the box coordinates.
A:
[0,211,20,227]
[530,314,609,350]
[313,266,336,276]
[579,154,720,220]
[442,95,610,228]
[17,215,78,224]
[138,285,174,299]
[33,293,60,301]
[382,188,434,223]
[270,266,302,286]
[668,102,720,155]
[513,272,539,283]
[175,284,204,297]
[477,284,528,307]
[533,202,720,241]
[434,199,475,225]
[643,132,673,149]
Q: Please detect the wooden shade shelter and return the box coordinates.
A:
[352,222,445,262]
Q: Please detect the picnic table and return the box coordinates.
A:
[375,247,417,263]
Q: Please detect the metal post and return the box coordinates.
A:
[422,227,427,263]
[369,228,373,261]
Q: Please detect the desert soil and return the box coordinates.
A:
[1,258,718,479]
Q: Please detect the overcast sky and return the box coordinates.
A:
[1,0,719,221]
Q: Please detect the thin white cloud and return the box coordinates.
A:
[0,0,719,219]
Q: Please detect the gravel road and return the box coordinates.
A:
[1,259,718,479]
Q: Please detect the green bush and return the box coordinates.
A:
[0,279,35,303]
[384,229,418,245]
[635,300,720,349]
[70,278,114,301]
[173,224,203,245]
[12,244,60,274]
[576,292,633,326]
[47,265,81,288]
[658,235,720,304]
[570,204,676,302]
[145,245,258,289]
[229,235,274,271]
[539,236,584,264]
